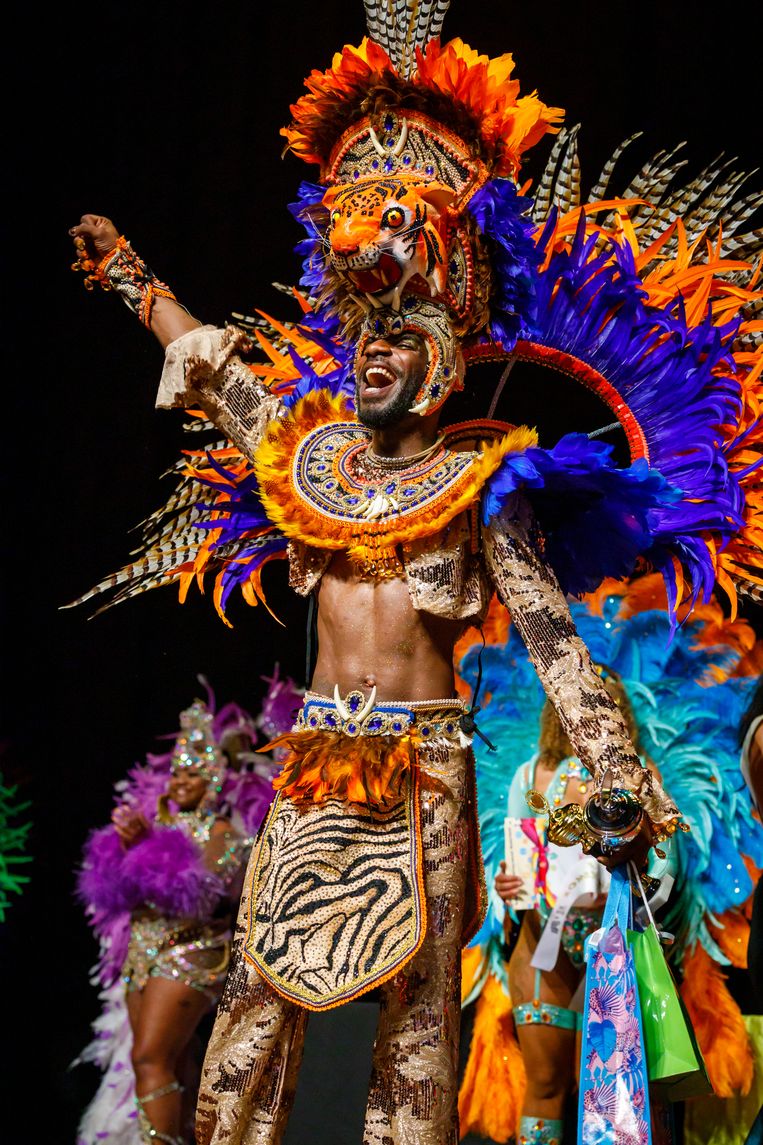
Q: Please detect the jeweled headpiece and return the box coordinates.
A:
[354,295,464,414]
[171,699,226,792]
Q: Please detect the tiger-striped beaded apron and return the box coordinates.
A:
[243,691,485,1010]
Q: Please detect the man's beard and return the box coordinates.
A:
[355,373,422,428]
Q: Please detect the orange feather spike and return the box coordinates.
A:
[458,973,526,1143]
[680,944,754,1098]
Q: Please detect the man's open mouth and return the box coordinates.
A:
[362,363,398,395]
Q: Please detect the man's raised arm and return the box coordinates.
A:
[69,215,282,461]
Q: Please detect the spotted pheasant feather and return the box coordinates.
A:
[364,0,451,77]
[63,424,286,618]
[532,127,762,273]
[63,540,204,615]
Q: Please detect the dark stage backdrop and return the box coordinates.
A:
[5,1,761,1140]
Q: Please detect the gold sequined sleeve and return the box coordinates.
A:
[482,504,681,836]
[155,324,283,462]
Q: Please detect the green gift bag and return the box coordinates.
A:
[627,864,713,1102]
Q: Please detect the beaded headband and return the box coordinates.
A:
[354,295,464,415]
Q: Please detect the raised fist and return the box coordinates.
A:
[69,213,120,266]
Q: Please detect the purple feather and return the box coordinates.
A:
[514,215,748,613]
[118,827,223,919]
[222,767,276,837]
[78,825,224,922]
[467,178,540,349]
[77,827,134,915]
[258,664,305,740]
[96,913,132,986]
[483,433,679,596]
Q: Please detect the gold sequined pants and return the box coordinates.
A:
[196,738,476,1144]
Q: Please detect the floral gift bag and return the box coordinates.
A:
[578,864,652,1145]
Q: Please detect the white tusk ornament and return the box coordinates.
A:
[355,686,377,722]
[333,684,377,723]
[368,126,386,157]
[333,685,350,719]
[391,120,409,156]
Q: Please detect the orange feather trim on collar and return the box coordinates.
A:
[254,388,537,577]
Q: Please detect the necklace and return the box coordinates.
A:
[174,806,215,844]
[364,433,446,471]
[254,403,512,579]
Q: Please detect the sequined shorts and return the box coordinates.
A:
[123,914,231,1000]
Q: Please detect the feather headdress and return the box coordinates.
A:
[68,0,761,625]
[456,574,763,1136]
[71,673,299,1143]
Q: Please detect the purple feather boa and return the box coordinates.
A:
[77,824,224,925]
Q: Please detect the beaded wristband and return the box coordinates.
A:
[72,234,177,327]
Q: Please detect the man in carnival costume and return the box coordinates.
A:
[68,2,761,1142]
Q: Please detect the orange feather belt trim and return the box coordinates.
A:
[254,389,537,576]
[266,728,421,809]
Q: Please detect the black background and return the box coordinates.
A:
[5,1,762,1140]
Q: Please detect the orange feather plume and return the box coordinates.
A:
[707,911,751,970]
[265,728,419,808]
[414,39,563,179]
[282,36,562,180]
[680,943,754,1098]
[461,944,486,1005]
[458,972,526,1142]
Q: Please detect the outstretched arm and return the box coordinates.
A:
[482,504,682,862]
[69,214,201,347]
[69,214,283,460]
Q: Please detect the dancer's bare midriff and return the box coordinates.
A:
[310,552,468,702]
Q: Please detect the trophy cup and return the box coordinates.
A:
[526,768,644,857]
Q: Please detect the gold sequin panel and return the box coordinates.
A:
[482,508,681,831]
[244,783,426,1010]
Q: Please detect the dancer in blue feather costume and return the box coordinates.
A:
[457,579,763,1141]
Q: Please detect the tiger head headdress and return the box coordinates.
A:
[284,19,563,414]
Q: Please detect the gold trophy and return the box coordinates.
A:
[526,768,644,857]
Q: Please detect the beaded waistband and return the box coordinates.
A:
[295,690,468,740]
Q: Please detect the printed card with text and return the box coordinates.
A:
[503,816,537,911]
